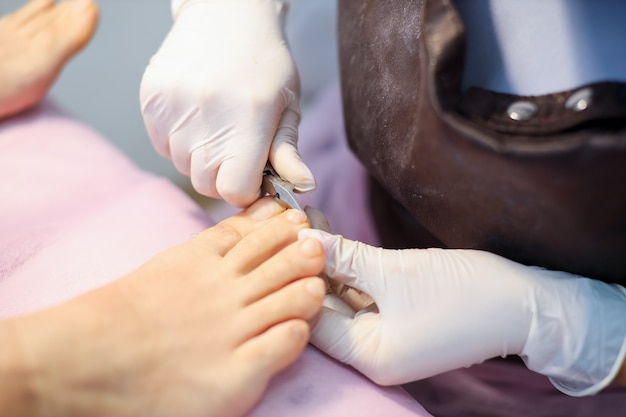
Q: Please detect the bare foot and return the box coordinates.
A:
[7,198,326,417]
[0,0,98,119]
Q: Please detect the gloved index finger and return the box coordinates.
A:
[298,229,375,296]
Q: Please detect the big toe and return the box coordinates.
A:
[50,0,99,59]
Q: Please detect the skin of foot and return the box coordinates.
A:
[0,198,326,417]
[0,0,99,120]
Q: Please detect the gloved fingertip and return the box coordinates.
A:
[270,143,316,193]
[294,179,316,193]
[304,206,332,232]
[281,161,316,193]
[298,228,335,244]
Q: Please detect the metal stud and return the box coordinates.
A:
[507,101,537,121]
[565,88,592,112]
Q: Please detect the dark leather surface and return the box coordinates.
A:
[338,0,626,283]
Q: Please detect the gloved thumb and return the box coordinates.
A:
[298,229,378,297]
[270,107,316,193]
[310,303,383,373]
[304,206,332,233]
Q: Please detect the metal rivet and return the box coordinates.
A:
[565,88,593,112]
[507,101,537,121]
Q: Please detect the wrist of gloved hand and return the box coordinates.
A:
[300,229,626,395]
[524,272,626,396]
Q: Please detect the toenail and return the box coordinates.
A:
[300,238,322,256]
[249,203,279,220]
[70,0,94,14]
[286,210,307,224]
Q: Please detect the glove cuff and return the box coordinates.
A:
[549,283,626,396]
[523,277,626,396]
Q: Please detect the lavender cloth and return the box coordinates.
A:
[0,101,430,417]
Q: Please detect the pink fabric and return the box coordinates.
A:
[0,102,213,316]
[249,346,426,417]
[0,101,430,417]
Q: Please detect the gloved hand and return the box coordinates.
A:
[140,0,315,207]
[299,229,626,396]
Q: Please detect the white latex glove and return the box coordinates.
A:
[140,0,315,207]
[299,229,626,396]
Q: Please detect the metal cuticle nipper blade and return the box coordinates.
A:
[260,162,304,212]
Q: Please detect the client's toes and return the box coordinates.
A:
[49,0,99,60]
[9,0,55,25]
[0,0,99,119]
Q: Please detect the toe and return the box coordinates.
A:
[0,0,98,119]
[51,0,99,58]
[10,0,55,26]
[236,277,325,342]
[236,319,310,376]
